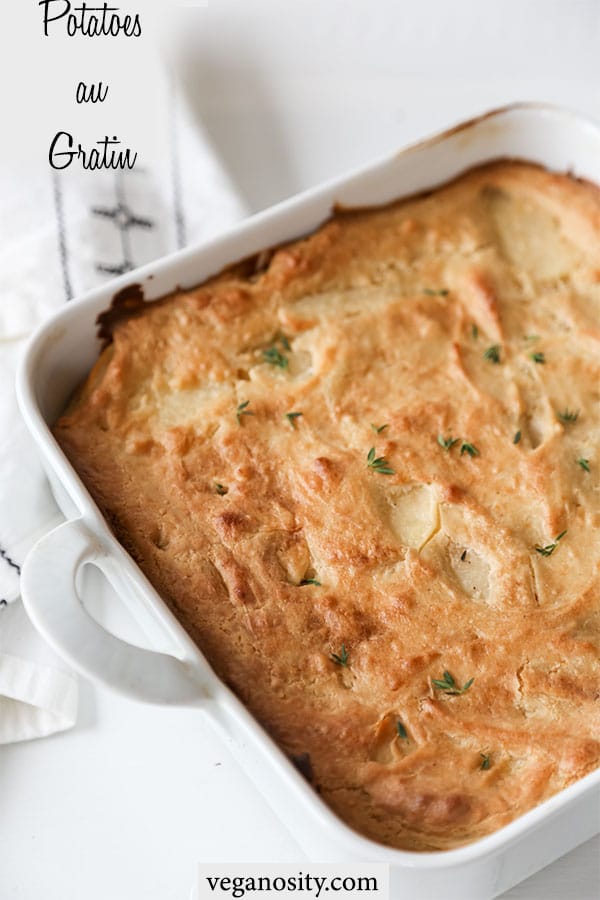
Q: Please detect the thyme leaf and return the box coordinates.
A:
[286,411,303,428]
[513,430,521,445]
[397,720,409,741]
[214,483,228,496]
[275,331,291,351]
[471,324,479,339]
[480,752,491,770]
[330,643,349,667]
[535,545,555,558]
[577,458,590,472]
[460,442,479,457]
[371,423,389,434]
[299,578,321,586]
[262,346,289,369]
[438,434,458,451]
[558,408,579,424]
[529,351,545,364]
[483,344,501,364]
[423,288,449,296]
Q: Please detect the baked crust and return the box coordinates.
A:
[55,162,600,851]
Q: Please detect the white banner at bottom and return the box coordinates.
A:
[198,865,390,900]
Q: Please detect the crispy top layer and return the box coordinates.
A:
[55,162,600,851]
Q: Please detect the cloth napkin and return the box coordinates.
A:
[0,87,246,743]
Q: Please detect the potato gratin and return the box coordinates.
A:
[55,162,600,851]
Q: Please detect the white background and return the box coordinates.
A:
[1,1,599,898]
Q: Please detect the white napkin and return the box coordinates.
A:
[0,88,246,743]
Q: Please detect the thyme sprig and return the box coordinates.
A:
[367,447,395,475]
[438,434,459,451]
[262,346,289,369]
[275,331,291,351]
[330,644,349,667]
[432,670,474,695]
[397,721,409,741]
[535,530,567,557]
[558,408,579,424]
[460,442,479,457]
[236,400,254,425]
[483,344,501,364]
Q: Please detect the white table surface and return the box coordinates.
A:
[2,1,599,897]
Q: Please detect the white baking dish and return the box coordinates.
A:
[17,104,600,899]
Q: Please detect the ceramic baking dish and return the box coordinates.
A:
[17,104,600,899]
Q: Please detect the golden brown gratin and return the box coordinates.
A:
[55,162,600,851]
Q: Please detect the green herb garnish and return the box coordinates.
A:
[483,344,501,364]
[558,408,579,424]
[460,549,467,562]
[397,721,409,741]
[262,346,289,369]
[214,483,228,496]
[535,530,567,557]
[275,331,291,351]
[480,752,491,770]
[371,423,389,434]
[460,442,479,457]
[299,578,321,586]
[529,351,545,364]
[423,288,449,296]
[577,458,590,472]
[524,334,540,342]
[432,670,474,695]
[471,324,479,339]
[236,400,254,425]
[513,430,521,445]
[367,447,395,475]
[438,434,458,451]
[286,411,303,428]
[330,644,349,667]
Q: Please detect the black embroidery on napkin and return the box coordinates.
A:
[0,544,21,575]
[93,172,153,276]
[52,171,74,301]
[169,79,186,250]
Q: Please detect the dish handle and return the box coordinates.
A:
[21,519,205,706]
